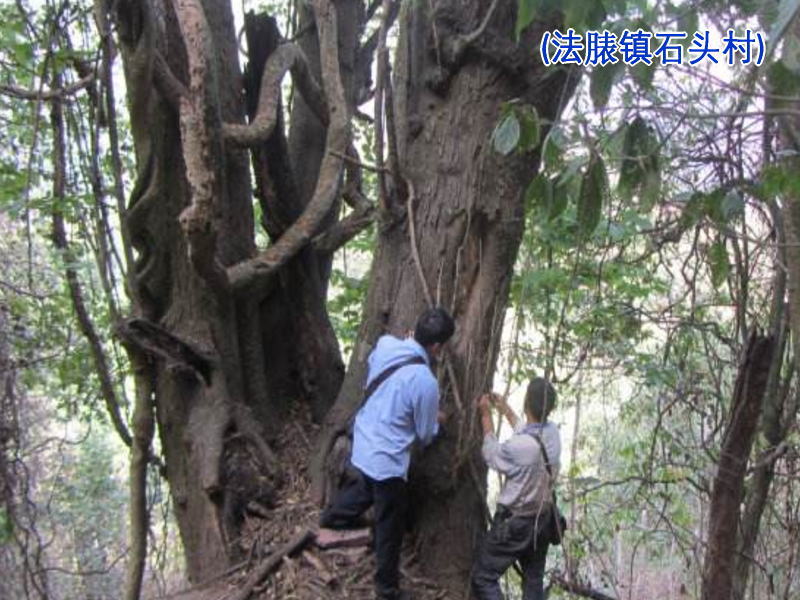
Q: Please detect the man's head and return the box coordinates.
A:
[524,377,557,422]
[414,307,455,358]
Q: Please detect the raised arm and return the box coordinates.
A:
[477,393,516,474]
[490,393,519,429]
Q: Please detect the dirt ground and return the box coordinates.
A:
[161,408,450,600]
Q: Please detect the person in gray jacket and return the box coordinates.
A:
[472,378,561,600]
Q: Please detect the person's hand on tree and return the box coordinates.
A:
[477,393,492,412]
[487,392,505,408]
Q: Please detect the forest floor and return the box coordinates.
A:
[162,408,450,600]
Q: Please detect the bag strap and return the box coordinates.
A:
[363,355,427,403]
[524,430,560,505]
[525,429,566,542]
[524,429,555,481]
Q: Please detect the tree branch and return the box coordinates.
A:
[227,0,350,293]
[49,77,132,449]
[115,318,215,384]
[228,529,314,600]
[312,206,375,253]
[223,42,328,147]
[551,573,617,600]
[0,73,95,101]
[152,51,189,109]
[171,0,230,300]
[125,350,155,600]
[373,0,392,212]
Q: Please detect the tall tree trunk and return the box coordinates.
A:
[113,0,278,580]
[314,1,576,593]
[112,0,360,582]
[732,201,793,600]
[701,332,775,600]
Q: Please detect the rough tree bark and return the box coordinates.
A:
[731,209,793,598]
[109,0,352,584]
[313,1,576,594]
[701,332,775,600]
[109,0,575,592]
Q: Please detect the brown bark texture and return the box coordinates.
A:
[701,332,775,600]
[111,0,352,581]
[313,1,576,594]
[111,0,576,591]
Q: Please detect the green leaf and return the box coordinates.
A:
[703,188,726,224]
[707,241,730,289]
[767,59,800,96]
[516,0,539,39]
[525,174,552,214]
[563,0,591,30]
[759,166,800,199]
[768,0,800,57]
[761,165,787,198]
[631,60,656,91]
[550,178,571,220]
[518,105,541,151]
[584,0,608,29]
[679,192,707,228]
[618,116,660,208]
[542,128,565,171]
[492,113,521,155]
[590,61,624,110]
[639,160,662,211]
[577,151,608,238]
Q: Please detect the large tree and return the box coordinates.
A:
[313,0,577,592]
[108,0,576,595]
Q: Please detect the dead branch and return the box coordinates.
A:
[301,550,335,584]
[224,42,328,147]
[227,0,350,294]
[312,206,375,253]
[116,317,215,384]
[227,529,315,600]
[0,73,95,101]
[551,573,617,600]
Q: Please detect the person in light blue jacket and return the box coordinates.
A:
[320,307,455,600]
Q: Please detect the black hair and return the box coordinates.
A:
[524,377,557,421]
[414,307,455,347]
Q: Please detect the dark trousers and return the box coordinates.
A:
[472,507,550,600]
[320,468,407,599]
